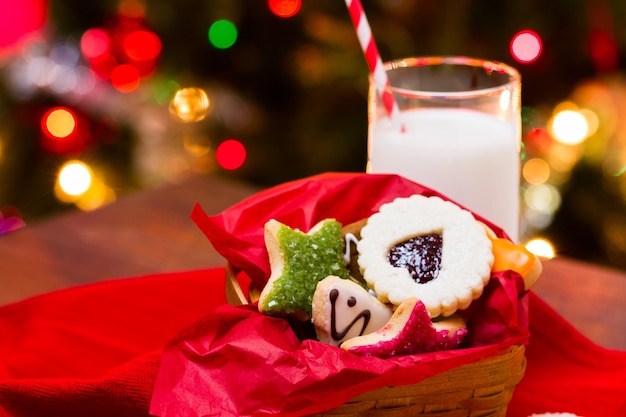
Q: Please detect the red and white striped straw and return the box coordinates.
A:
[345,0,403,131]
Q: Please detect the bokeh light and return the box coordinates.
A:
[551,109,589,145]
[57,161,93,198]
[111,64,140,92]
[0,0,47,54]
[169,87,210,122]
[39,106,92,155]
[216,139,246,170]
[525,238,556,259]
[546,143,582,173]
[43,107,76,138]
[81,16,161,87]
[589,30,619,73]
[183,134,211,157]
[118,0,146,19]
[154,79,181,104]
[74,178,116,211]
[524,128,552,155]
[523,158,551,185]
[208,19,238,49]
[81,28,110,59]
[510,30,542,63]
[123,30,162,61]
[268,0,302,18]
[524,183,561,215]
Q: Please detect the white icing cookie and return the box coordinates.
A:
[312,275,393,346]
[357,195,494,318]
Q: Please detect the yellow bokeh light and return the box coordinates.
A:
[579,108,599,138]
[183,134,211,157]
[524,183,561,214]
[46,108,76,138]
[522,158,550,185]
[169,88,210,122]
[550,109,588,145]
[525,238,555,259]
[58,161,92,197]
[75,179,116,211]
[547,143,582,173]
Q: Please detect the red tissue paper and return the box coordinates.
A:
[150,172,530,417]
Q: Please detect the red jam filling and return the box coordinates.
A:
[387,233,443,284]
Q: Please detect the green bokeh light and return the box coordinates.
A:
[208,19,238,49]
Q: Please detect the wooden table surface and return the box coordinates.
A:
[1,174,625,350]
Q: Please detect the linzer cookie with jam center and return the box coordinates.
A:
[357,194,494,318]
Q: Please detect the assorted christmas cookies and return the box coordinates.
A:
[254,194,540,359]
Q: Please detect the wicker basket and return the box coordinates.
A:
[225,264,526,417]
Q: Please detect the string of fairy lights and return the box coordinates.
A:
[1,0,625,264]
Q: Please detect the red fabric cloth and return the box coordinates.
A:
[0,268,624,417]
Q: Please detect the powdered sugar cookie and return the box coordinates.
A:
[312,275,393,346]
[357,195,493,317]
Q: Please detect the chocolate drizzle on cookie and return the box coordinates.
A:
[329,288,371,341]
[388,233,443,284]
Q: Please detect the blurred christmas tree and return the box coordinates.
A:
[1,0,626,270]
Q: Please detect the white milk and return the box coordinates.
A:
[369,108,520,241]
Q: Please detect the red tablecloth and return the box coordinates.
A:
[0,268,624,417]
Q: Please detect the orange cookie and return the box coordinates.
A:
[481,223,543,290]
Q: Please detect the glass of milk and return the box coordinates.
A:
[368,56,521,241]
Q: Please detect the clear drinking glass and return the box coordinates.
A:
[368,56,522,241]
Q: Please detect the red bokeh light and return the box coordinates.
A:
[0,0,47,52]
[111,64,140,93]
[123,30,162,61]
[510,30,542,64]
[524,128,552,155]
[268,0,302,18]
[216,139,246,170]
[39,107,92,155]
[81,15,162,89]
[589,30,619,73]
[89,53,118,80]
[81,28,110,59]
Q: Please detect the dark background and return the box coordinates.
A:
[1,0,626,270]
